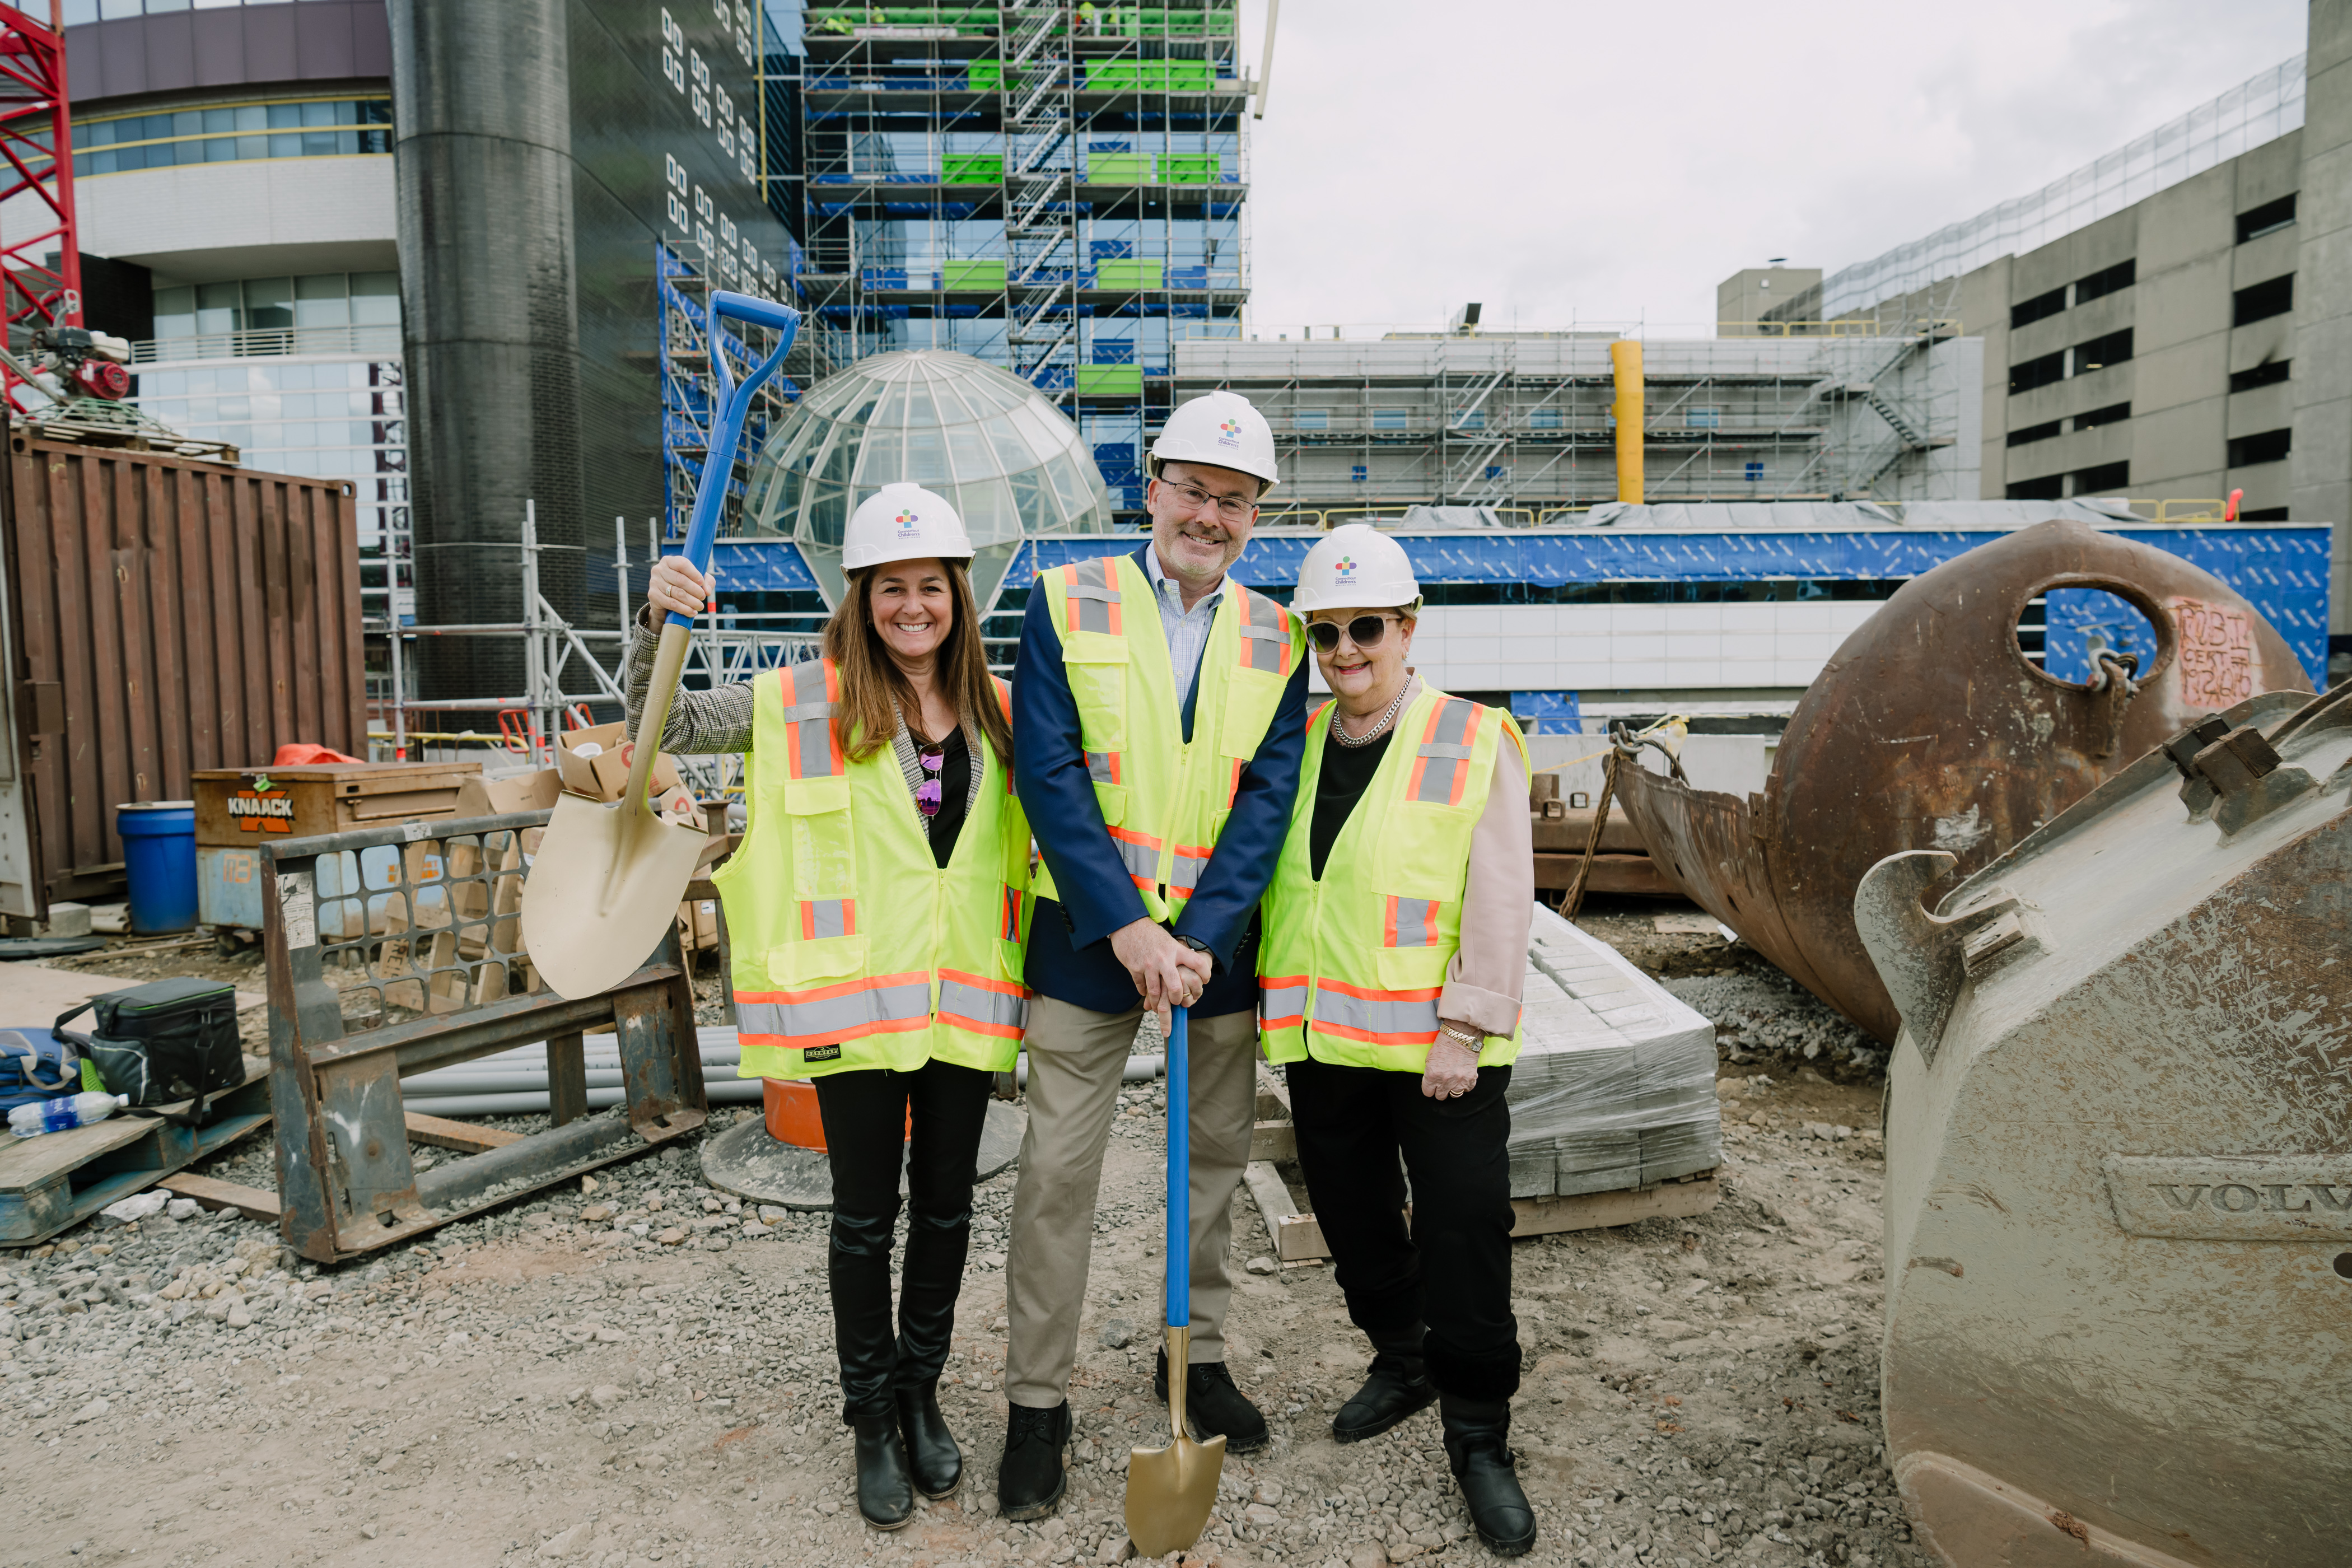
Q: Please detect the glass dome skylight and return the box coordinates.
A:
[740,349,1118,609]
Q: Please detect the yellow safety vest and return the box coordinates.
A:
[1258,685,1526,1072]
[713,659,1033,1080]
[1032,553,1303,920]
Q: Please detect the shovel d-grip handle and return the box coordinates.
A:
[1165,1004,1189,1330]
[664,289,805,632]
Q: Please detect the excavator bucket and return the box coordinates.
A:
[1855,682,2350,1568]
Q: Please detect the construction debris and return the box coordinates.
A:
[1859,684,2348,1568]
[1614,519,2314,1042]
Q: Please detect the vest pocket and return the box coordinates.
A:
[782,773,852,816]
[1372,944,1450,993]
[1091,782,1128,827]
[775,934,867,986]
[1217,666,1284,758]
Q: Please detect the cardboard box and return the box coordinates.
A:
[454,768,563,820]
[553,724,683,804]
[676,898,721,952]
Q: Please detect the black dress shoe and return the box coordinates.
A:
[996,1400,1070,1522]
[894,1379,961,1499]
[1154,1349,1271,1456]
[850,1410,915,1530]
[1333,1351,1437,1443]
[1439,1397,1537,1557]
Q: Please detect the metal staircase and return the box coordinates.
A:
[999,0,1076,405]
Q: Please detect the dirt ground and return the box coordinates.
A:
[1,900,1921,1568]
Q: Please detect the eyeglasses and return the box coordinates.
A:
[1156,479,1257,524]
[915,746,944,818]
[1305,614,1401,654]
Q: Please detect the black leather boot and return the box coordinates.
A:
[894,1380,960,1499]
[1334,1322,1436,1444]
[851,1410,916,1530]
[996,1401,1071,1522]
[1154,1348,1270,1455]
[827,1207,900,1420]
[892,1200,970,1497]
[1439,1393,1537,1557]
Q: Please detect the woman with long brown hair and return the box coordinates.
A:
[626,483,1030,1530]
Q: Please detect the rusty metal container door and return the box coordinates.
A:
[2,435,364,916]
[1616,520,2313,1043]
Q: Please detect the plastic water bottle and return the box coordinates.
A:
[7,1093,129,1138]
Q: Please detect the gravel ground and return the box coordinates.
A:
[1,904,1925,1568]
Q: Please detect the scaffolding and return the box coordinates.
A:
[1173,327,1981,518]
[657,242,812,545]
[791,2,1249,517]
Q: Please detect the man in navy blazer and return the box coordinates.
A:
[995,392,1309,1520]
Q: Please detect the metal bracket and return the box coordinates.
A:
[1852,850,2038,1067]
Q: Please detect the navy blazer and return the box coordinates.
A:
[1012,545,1310,1018]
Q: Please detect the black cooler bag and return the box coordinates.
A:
[53,977,243,1127]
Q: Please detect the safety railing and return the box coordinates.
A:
[131,325,404,363]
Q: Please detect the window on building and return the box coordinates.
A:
[1350,465,1368,482]
[2009,350,2066,395]
[2233,274,2294,326]
[1292,409,1328,431]
[1686,407,1720,430]
[2071,460,2129,494]
[2072,259,2135,305]
[2006,475,2064,501]
[68,98,394,178]
[2071,329,2132,375]
[2228,360,2290,393]
[2010,287,2067,330]
[2006,421,2062,447]
[1527,408,1564,430]
[1453,409,1486,430]
[151,272,403,342]
[2227,428,2292,468]
[1371,408,1408,431]
[2073,402,2131,432]
[2236,193,2297,244]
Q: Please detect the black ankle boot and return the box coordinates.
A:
[851,1409,915,1529]
[894,1379,961,1499]
[1154,1348,1271,1455]
[1334,1323,1436,1444]
[1439,1393,1537,1557]
[997,1401,1071,1522]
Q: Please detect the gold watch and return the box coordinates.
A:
[1439,1024,1482,1050]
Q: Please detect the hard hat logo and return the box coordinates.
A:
[1333,557,1357,580]
[1216,418,1241,446]
[895,510,920,532]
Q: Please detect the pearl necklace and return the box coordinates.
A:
[1329,684,1410,748]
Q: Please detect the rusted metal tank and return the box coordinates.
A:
[1854,683,2350,1567]
[1613,520,2312,1042]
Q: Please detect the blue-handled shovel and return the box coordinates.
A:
[522,290,801,1001]
[1125,1004,1226,1556]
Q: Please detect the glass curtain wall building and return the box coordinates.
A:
[786,2,1249,517]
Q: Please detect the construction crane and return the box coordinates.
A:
[0,1,81,418]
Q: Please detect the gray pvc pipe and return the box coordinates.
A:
[402,1080,767,1117]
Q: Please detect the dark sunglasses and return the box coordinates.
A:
[1305,614,1399,654]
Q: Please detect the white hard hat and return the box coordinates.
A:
[842,483,974,571]
[1148,389,1278,490]
[1293,524,1421,614]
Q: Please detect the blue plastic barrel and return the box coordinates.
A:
[118,801,198,934]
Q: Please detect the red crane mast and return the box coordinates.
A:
[0,1,80,415]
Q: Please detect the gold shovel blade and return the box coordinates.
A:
[519,790,708,1000]
[1124,1326,1226,1558]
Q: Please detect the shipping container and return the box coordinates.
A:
[0,433,364,918]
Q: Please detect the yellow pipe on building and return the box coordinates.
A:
[1610,339,1644,503]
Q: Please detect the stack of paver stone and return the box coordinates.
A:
[1503,905,1721,1198]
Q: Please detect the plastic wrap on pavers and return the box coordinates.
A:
[1505,904,1720,1197]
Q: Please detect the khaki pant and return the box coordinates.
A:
[1004,996,1260,1408]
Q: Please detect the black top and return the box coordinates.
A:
[1308,720,1394,881]
[907,725,973,869]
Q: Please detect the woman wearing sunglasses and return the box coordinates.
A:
[627,482,1030,1531]
[1256,523,1539,1555]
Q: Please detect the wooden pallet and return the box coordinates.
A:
[0,1055,272,1248]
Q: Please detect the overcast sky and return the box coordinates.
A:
[1235,0,2311,337]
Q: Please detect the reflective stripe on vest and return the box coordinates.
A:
[1259,975,1308,1032]
[801,899,855,940]
[1108,825,1160,888]
[1000,885,1024,942]
[1063,558,1122,636]
[784,659,844,781]
[1308,977,1442,1047]
[937,968,1028,1039]
[1384,895,1440,949]
[1236,587,1294,676]
[734,972,932,1049]
[1086,749,1121,785]
[1168,841,1210,896]
[1405,697,1481,806]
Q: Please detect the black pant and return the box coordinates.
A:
[814,1058,994,1418]
[1285,1057,1523,1403]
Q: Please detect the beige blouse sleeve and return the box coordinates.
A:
[1438,733,1535,1040]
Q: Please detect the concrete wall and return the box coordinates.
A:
[55,156,397,284]
[2293,0,2352,633]
[66,2,391,101]
[1716,267,1821,333]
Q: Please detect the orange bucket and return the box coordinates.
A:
[761,1077,911,1151]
